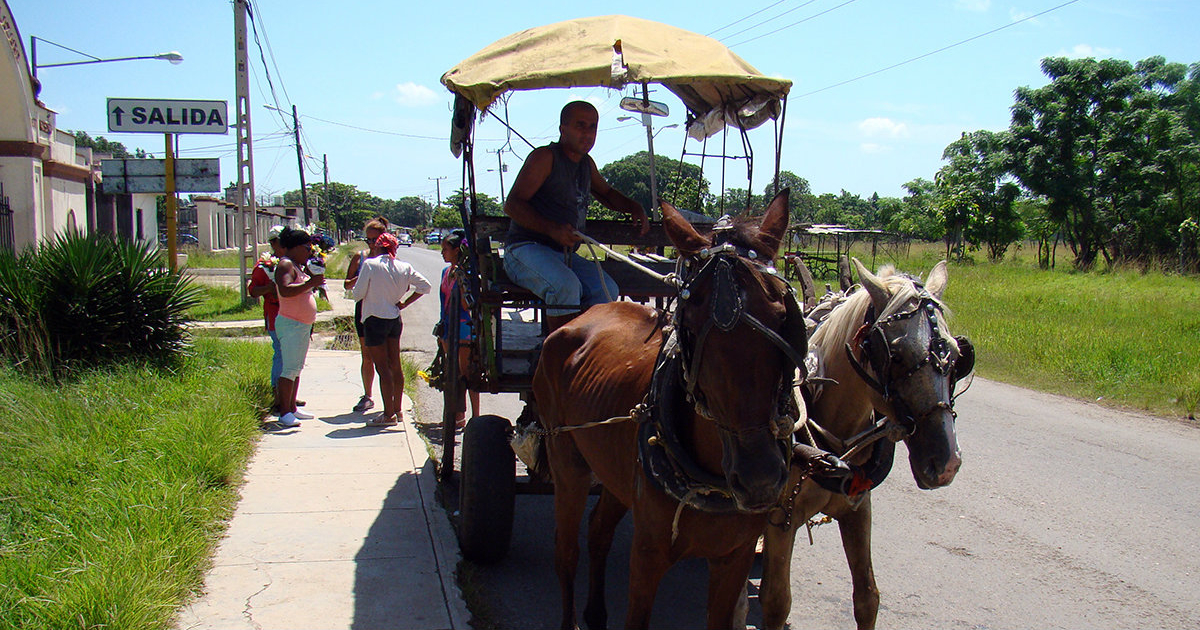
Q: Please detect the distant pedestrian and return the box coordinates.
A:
[438,229,480,428]
[247,225,286,413]
[352,232,431,426]
[343,216,390,414]
[273,226,325,428]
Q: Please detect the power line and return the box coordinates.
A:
[727,0,859,47]
[792,0,1083,99]
[719,0,822,43]
[707,0,791,37]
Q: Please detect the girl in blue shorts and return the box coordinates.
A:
[438,230,480,428]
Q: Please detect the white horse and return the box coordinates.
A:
[760,258,972,630]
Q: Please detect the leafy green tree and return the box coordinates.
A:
[891,178,944,241]
[598,151,709,217]
[762,171,811,223]
[1008,55,1200,268]
[937,130,1022,260]
[389,196,434,228]
[431,205,462,228]
[445,188,503,218]
[72,131,147,158]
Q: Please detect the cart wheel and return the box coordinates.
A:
[457,414,515,564]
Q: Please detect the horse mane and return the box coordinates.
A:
[809,265,939,363]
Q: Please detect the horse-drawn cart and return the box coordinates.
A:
[435,15,792,565]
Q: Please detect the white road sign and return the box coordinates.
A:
[107,98,229,135]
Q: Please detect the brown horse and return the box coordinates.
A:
[533,191,807,630]
[760,258,971,630]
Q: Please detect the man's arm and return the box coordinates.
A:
[247,266,273,298]
[503,147,581,248]
[589,159,649,235]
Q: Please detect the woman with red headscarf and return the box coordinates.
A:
[351,232,431,426]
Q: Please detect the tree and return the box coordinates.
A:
[308,182,374,234]
[936,130,1023,260]
[598,151,710,217]
[389,196,434,228]
[1007,55,1200,269]
[72,131,146,158]
[444,188,503,219]
[762,171,811,223]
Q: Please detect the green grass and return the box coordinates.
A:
[176,244,270,269]
[0,338,271,629]
[188,285,332,322]
[817,240,1200,418]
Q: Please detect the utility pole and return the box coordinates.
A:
[233,0,258,302]
[429,176,446,209]
[488,149,507,205]
[292,104,309,225]
[641,83,659,216]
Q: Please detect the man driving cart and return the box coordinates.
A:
[502,100,649,332]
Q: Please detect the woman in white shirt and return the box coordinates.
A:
[351,232,431,426]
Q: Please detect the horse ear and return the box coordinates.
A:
[852,257,890,313]
[661,199,709,256]
[925,260,949,300]
[756,188,790,258]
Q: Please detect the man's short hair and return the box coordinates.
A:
[560,101,598,125]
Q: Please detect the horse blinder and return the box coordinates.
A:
[952,335,975,384]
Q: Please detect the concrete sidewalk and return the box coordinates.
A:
[175,349,469,630]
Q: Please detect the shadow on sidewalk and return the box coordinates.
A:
[350,467,448,629]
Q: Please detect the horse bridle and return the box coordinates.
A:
[845,286,974,435]
[672,242,809,440]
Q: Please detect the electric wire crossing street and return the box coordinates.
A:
[107,98,229,135]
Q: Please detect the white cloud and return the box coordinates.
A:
[955,0,991,11]
[1009,8,1038,24]
[858,117,910,139]
[1055,43,1120,58]
[393,82,438,107]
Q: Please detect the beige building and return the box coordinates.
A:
[0,0,96,252]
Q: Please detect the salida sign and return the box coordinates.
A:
[107,98,229,135]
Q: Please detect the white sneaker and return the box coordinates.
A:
[292,409,315,419]
[278,412,302,428]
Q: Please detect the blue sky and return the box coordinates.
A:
[12,0,1197,206]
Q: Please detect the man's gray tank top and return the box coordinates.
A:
[505,142,590,249]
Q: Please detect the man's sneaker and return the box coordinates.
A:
[352,395,374,413]
[292,409,315,420]
[278,412,302,428]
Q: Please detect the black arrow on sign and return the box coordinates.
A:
[112,107,124,126]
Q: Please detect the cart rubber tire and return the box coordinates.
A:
[457,414,515,564]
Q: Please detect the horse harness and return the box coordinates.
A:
[843,283,974,436]
[637,240,811,516]
[770,282,976,531]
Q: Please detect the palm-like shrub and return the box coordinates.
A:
[0,231,202,378]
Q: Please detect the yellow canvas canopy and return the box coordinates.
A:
[441,15,792,146]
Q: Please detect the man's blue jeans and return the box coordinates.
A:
[503,241,619,317]
[268,329,283,388]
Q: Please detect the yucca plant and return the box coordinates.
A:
[0,231,202,378]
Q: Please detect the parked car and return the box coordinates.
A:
[424,231,442,245]
[159,233,200,245]
[397,232,413,246]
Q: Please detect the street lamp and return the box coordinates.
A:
[30,36,183,81]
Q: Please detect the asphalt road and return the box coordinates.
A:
[394,247,1200,629]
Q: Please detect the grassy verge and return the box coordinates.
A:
[0,337,271,629]
[825,241,1200,418]
[178,244,269,269]
[188,285,332,322]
